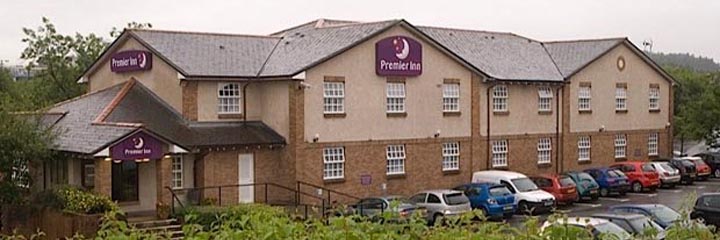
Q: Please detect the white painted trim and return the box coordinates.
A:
[171,144,189,154]
[177,72,186,80]
[292,71,306,80]
[93,147,109,157]
[77,76,88,83]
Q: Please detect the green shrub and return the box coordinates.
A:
[28,186,117,215]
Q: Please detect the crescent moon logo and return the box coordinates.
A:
[395,38,410,60]
[138,53,147,68]
[133,137,145,149]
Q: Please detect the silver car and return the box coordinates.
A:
[351,195,425,222]
[650,162,681,187]
[409,189,472,225]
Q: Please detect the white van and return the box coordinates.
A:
[472,170,556,214]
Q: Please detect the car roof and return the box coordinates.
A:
[459,182,501,188]
[418,189,464,195]
[611,204,667,210]
[585,167,612,171]
[546,217,610,226]
[699,193,720,197]
[681,156,702,161]
[592,213,645,220]
[474,170,528,179]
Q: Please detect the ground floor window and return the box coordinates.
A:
[492,140,508,167]
[12,164,29,189]
[323,147,345,180]
[82,160,95,189]
[111,161,139,202]
[578,136,591,161]
[386,145,406,175]
[171,156,183,189]
[537,138,551,164]
[615,134,627,158]
[648,133,659,156]
[442,142,460,171]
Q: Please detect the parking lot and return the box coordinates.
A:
[507,178,720,226]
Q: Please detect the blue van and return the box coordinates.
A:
[453,183,516,219]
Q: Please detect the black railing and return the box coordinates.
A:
[296,180,361,206]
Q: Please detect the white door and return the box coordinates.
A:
[238,153,254,203]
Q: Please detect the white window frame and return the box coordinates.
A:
[615,86,627,111]
[538,87,553,112]
[217,83,241,114]
[649,87,660,110]
[386,82,406,113]
[492,140,508,167]
[323,147,345,180]
[386,145,406,175]
[442,142,460,171]
[578,86,592,111]
[614,134,627,158]
[578,136,591,161]
[12,163,29,189]
[171,155,184,189]
[442,83,460,112]
[492,85,508,112]
[537,138,552,164]
[648,133,659,156]
[323,82,345,114]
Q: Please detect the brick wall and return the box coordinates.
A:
[156,156,172,205]
[181,81,198,121]
[562,129,670,172]
[94,158,111,197]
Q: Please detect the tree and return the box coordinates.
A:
[667,65,720,149]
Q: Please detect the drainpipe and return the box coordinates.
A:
[242,83,251,122]
[486,84,494,170]
[555,85,563,174]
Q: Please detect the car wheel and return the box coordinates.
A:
[503,212,513,220]
[480,207,488,218]
[431,213,443,226]
[591,194,599,201]
[632,182,643,193]
[600,188,609,197]
[714,169,720,178]
[619,191,627,196]
[518,201,531,215]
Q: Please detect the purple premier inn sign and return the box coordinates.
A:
[110,50,153,73]
[110,131,164,160]
[375,36,422,76]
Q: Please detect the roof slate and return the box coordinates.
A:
[544,38,625,78]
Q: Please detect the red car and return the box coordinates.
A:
[686,157,711,181]
[530,174,579,205]
[610,161,660,192]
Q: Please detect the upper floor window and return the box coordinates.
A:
[615,85,627,111]
[323,147,345,180]
[615,134,627,158]
[386,82,406,113]
[218,83,241,114]
[578,85,591,111]
[538,87,553,112]
[537,138,552,164]
[493,85,508,112]
[649,86,660,111]
[492,140,508,167]
[442,83,460,112]
[442,142,460,171]
[323,82,345,114]
[578,136,591,161]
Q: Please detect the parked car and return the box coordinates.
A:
[654,158,697,184]
[610,161,661,192]
[683,156,711,181]
[409,189,471,225]
[540,217,632,240]
[609,204,681,229]
[350,196,425,222]
[584,167,630,197]
[530,174,579,205]
[648,161,681,188]
[453,183,515,219]
[472,170,555,214]
[592,213,666,239]
[694,152,720,178]
[564,171,600,201]
[691,193,720,228]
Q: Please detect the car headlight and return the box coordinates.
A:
[487,198,497,205]
[443,210,451,215]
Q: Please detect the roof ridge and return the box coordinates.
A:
[48,81,127,109]
[544,37,627,44]
[93,78,137,123]
[129,28,281,39]
[311,19,399,30]
[417,25,517,36]
[268,18,363,36]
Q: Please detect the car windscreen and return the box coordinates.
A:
[511,178,539,192]
[629,217,664,233]
[613,170,627,178]
[385,197,412,205]
[559,176,576,187]
[659,163,675,172]
[594,222,632,240]
[681,160,695,167]
[607,170,621,178]
[642,164,655,172]
[443,193,469,205]
[649,205,681,223]
[692,159,707,166]
[489,186,512,196]
[578,172,595,182]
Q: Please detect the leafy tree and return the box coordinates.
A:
[667,65,720,148]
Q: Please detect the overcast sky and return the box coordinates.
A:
[1,0,718,65]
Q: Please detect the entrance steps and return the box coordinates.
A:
[129,217,184,239]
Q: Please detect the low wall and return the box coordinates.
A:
[1,205,101,238]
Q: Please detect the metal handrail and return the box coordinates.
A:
[296,180,360,205]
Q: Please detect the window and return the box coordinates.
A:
[12,164,29,189]
[492,140,508,167]
[578,136,591,161]
[578,86,591,111]
[386,145,406,175]
[649,86,660,110]
[427,194,442,203]
[386,82,406,113]
[537,138,552,164]
[615,134,627,158]
[442,83,460,112]
[442,142,460,171]
[171,155,183,189]
[538,87,553,112]
[410,193,427,204]
[323,147,345,180]
[323,82,345,114]
[218,83,241,114]
[492,85,508,112]
[616,86,627,111]
[82,161,95,188]
[648,133,659,156]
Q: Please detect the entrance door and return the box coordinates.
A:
[111,161,139,202]
[238,154,254,203]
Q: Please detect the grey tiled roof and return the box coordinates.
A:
[189,121,285,147]
[418,26,565,81]
[544,38,625,78]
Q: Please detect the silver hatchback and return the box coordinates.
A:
[650,162,681,187]
[409,189,472,225]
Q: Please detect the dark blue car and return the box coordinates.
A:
[453,183,515,219]
[609,204,681,229]
[584,167,630,197]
